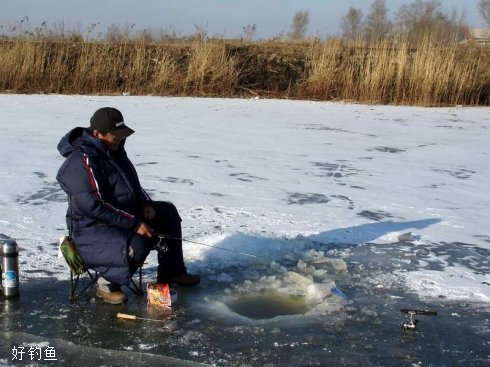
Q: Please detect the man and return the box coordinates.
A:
[56,107,200,304]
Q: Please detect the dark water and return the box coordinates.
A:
[1,241,489,366]
[225,293,310,319]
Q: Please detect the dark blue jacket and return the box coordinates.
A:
[56,128,151,285]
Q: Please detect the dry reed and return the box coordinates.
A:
[0,39,238,96]
[0,36,487,106]
[184,41,238,95]
[303,35,485,106]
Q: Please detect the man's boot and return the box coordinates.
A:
[171,273,201,287]
[157,271,201,287]
[96,278,128,304]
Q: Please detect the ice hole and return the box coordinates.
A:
[225,292,311,319]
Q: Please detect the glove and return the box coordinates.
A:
[151,235,169,254]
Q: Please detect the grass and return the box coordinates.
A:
[0,35,487,106]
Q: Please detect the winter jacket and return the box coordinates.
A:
[56,127,151,285]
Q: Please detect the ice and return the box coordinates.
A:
[398,232,416,242]
[138,343,158,350]
[312,257,330,265]
[278,266,288,274]
[266,275,276,281]
[286,271,314,288]
[306,265,317,274]
[269,280,282,288]
[297,259,307,270]
[214,272,233,283]
[307,283,333,301]
[270,261,280,271]
[330,259,348,272]
[244,271,260,280]
[361,308,378,317]
[304,249,325,260]
[312,269,328,277]
[0,94,489,365]
[277,287,290,295]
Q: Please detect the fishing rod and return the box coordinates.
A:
[154,234,257,258]
[400,308,437,331]
[117,313,170,325]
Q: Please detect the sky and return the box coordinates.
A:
[0,0,485,39]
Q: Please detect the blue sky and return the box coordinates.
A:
[0,0,484,38]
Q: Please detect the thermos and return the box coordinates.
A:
[1,239,19,298]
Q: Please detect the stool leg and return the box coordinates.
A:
[139,266,143,291]
[70,270,78,303]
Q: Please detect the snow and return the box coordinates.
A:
[399,267,489,302]
[0,94,489,306]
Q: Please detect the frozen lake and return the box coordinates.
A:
[0,95,489,366]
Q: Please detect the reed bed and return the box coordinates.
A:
[0,37,487,105]
[0,40,237,97]
[304,37,486,105]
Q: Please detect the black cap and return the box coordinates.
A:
[90,107,135,138]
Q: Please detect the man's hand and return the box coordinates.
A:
[135,222,154,238]
[142,205,156,221]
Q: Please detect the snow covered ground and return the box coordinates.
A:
[0,94,489,365]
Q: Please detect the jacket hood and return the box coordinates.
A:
[57,127,86,157]
[57,127,127,158]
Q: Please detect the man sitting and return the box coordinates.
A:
[56,107,200,304]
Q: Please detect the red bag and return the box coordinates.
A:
[147,283,171,307]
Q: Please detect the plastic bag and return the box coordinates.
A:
[147,283,172,307]
[59,236,85,275]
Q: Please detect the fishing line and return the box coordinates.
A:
[157,234,257,258]
[323,163,343,185]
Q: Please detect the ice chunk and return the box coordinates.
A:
[277,287,290,294]
[312,257,330,265]
[306,284,319,300]
[361,308,378,317]
[297,259,307,270]
[307,283,332,300]
[138,343,158,350]
[285,254,296,261]
[305,249,320,260]
[245,271,260,280]
[270,262,281,271]
[270,280,282,288]
[398,232,415,242]
[254,256,271,266]
[305,265,317,275]
[313,269,327,277]
[278,266,288,274]
[286,271,314,287]
[330,259,347,272]
[216,272,233,283]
